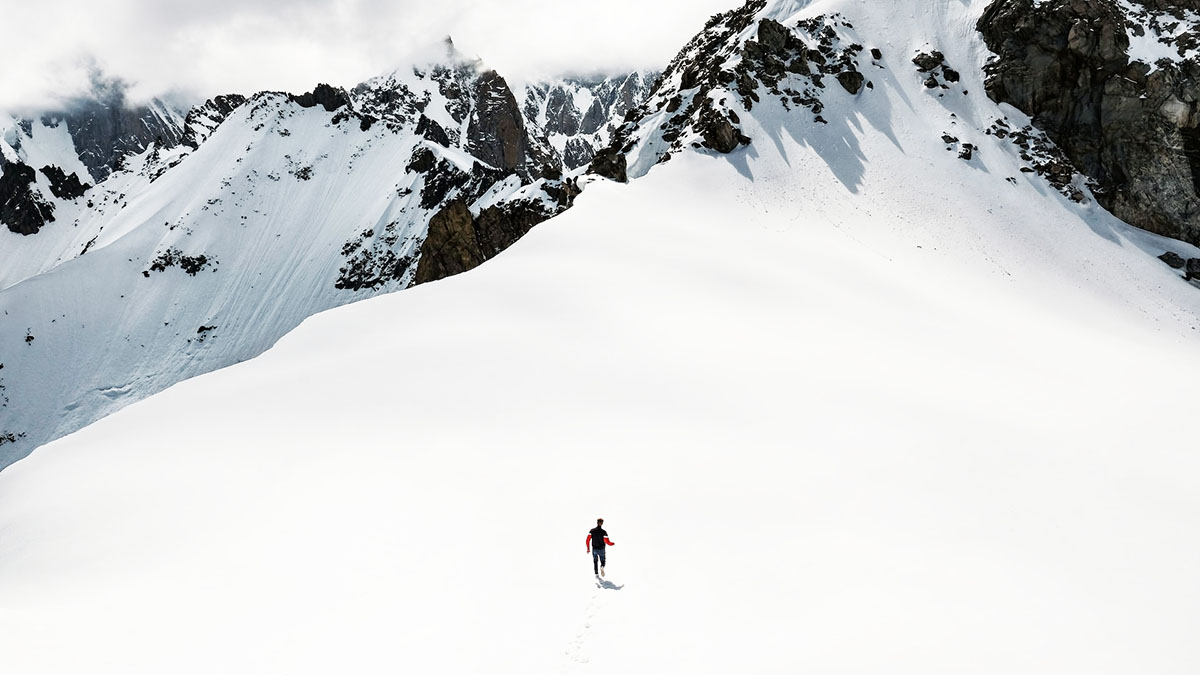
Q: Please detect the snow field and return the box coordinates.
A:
[2,0,1200,672]
[1,146,1199,672]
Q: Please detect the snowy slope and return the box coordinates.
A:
[2,0,1200,672]
[0,58,577,467]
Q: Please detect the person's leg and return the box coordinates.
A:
[592,549,599,574]
[598,547,606,573]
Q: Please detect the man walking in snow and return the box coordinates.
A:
[586,518,615,577]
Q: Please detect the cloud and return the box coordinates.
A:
[0,0,737,113]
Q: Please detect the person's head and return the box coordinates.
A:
[597,518,604,526]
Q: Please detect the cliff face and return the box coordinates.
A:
[521,72,658,170]
[979,0,1200,246]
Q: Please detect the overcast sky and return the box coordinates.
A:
[2,0,737,112]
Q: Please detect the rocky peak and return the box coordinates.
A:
[289,83,352,112]
[181,94,248,149]
[589,0,873,180]
[521,71,658,170]
[979,0,1200,245]
[23,84,186,183]
[467,70,535,177]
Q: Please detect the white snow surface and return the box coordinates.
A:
[1119,0,1200,70]
[3,0,1200,672]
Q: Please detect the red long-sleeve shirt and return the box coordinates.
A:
[586,534,615,551]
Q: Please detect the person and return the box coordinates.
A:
[586,518,615,576]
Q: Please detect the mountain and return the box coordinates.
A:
[979,0,1200,247]
[519,71,659,169]
[2,1,1199,671]
[0,47,613,467]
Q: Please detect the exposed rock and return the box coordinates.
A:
[521,71,657,170]
[414,179,580,285]
[698,103,749,153]
[837,71,865,94]
[406,146,437,174]
[979,0,1200,246]
[757,18,791,52]
[1160,251,1187,268]
[26,78,186,181]
[335,220,419,291]
[912,51,945,72]
[467,70,532,177]
[1156,249,1185,267]
[475,195,570,258]
[413,200,483,284]
[145,248,216,276]
[39,165,91,200]
[290,83,352,112]
[416,115,451,147]
[1188,258,1200,280]
[182,94,247,149]
[588,147,628,183]
[0,162,55,235]
[563,138,596,170]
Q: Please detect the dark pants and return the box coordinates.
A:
[592,547,606,573]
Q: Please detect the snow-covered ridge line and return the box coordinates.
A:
[0,49,615,469]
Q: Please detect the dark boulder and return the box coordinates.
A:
[1188,258,1200,281]
[837,71,865,95]
[406,147,437,174]
[39,165,90,200]
[912,51,945,72]
[757,18,791,52]
[697,101,749,154]
[588,147,628,183]
[1160,251,1186,269]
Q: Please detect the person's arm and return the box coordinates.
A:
[603,537,615,546]
[586,534,592,552]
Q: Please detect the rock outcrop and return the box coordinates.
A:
[413,200,483,283]
[0,162,55,235]
[182,94,248,149]
[588,3,876,177]
[37,93,184,182]
[38,165,90,200]
[289,83,352,111]
[521,72,658,169]
[413,178,581,285]
[467,71,532,177]
[587,147,628,183]
[979,0,1200,246]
